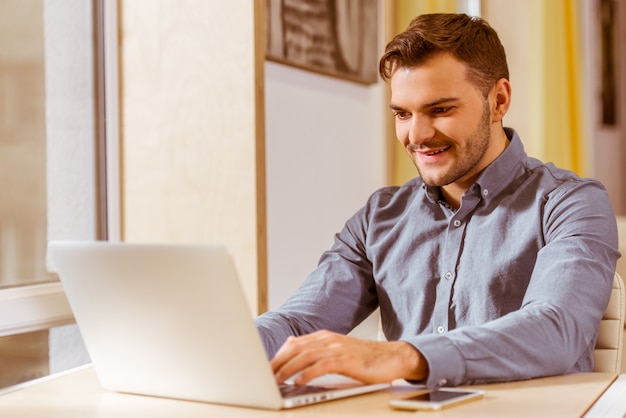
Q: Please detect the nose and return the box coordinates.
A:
[407,114,435,146]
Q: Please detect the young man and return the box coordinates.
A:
[255,13,620,388]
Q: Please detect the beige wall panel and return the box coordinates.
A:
[482,0,535,158]
[120,0,263,312]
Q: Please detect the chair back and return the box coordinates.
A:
[593,273,625,373]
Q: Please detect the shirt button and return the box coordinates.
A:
[437,326,446,334]
[482,188,489,196]
[444,271,453,280]
[453,219,462,227]
[437,379,448,387]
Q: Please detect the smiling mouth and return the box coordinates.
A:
[420,146,450,156]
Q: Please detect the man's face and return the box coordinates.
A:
[390,53,500,191]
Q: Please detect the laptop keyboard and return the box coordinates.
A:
[279,383,331,398]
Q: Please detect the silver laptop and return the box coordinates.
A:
[48,241,388,409]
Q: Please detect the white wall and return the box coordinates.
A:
[45,0,97,245]
[264,62,387,310]
[44,0,95,373]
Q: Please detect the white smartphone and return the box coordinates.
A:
[389,388,485,411]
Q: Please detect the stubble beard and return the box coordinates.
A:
[412,102,492,187]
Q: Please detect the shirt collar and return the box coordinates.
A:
[474,127,525,203]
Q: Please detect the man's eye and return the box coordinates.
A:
[393,111,411,120]
[432,106,451,114]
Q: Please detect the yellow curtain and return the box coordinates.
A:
[530,0,586,176]
[396,0,459,27]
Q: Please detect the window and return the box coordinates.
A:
[0,0,50,289]
[0,0,119,389]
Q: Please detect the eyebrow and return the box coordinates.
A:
[389,97,460,112]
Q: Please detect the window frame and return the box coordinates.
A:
[0,0,119,337]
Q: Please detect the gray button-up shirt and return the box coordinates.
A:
[255,128,620,387]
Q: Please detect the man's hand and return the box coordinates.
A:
[270,330,429,386]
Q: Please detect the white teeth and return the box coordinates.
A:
[427,149,445,155]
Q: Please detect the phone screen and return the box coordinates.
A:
[390,388,485,411]
[406,389,478,402]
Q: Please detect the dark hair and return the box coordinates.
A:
[379,13,509,96]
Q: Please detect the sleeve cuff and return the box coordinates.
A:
[403,334,466,387]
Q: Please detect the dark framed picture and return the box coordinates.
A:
[600,0,616,126]
[265,0,380,85]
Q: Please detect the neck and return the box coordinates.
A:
[441,127,510,210]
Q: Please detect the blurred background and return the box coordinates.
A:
[0,0,624,390]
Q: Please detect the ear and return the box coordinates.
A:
[490,78,512,123]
